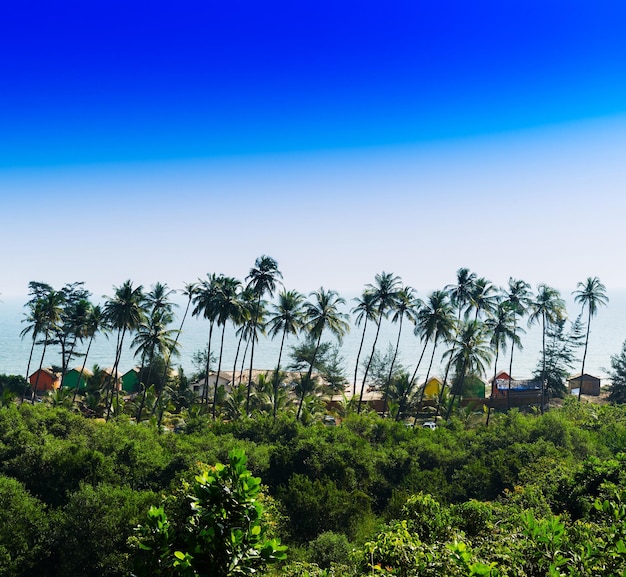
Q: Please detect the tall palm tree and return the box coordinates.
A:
[55,282,91,382]
[573,277,608,400]
[528,284,566,412]
[72,304,107,406]
[31,289,64,402]
[20,299,47,401]
[466,277,499,321]
[230,287,254,387]
[358,272,402,414]
[446,268,477,321]
[503,278,532,407]
[444,320,492,420]
[298,288,349,421]
[437,269,477,418]
[485,302,521,425]
[382,286,421,417]
[350,290,378,395]
[160,282,196,391]
[267,289,305,418]
[58,297,92,388]
[144,282,177,317]
[245,255,282,414]
[133,308,180,422]
[192,274,220,408]
[103,280,145,420]
[412,290,456,418]
[211,275,242,418]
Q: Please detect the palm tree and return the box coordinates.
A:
[211,275,242,418]
[58,296,92,388]
[72,304,107,406]
[144,282,177,317]
[267,289,304,418]
[436,268,477,418]
[446,268,477,321]
[444,320,492,419]
[160,282,196,391]
[54,282,91,383]
[382,286,421,417]
[573,277,608,400]
[133,308,180,422]
[103,280,145,420]
[350,290,378,395]
[245,255,282,414]
[358,272,402,414]
[298,288,349,421]
[503,278,532,407]
[231,287,254,387]
[485,302,521,425]
[192,274,220,408]
[528,284,566,412]
[466,277,499,321]
[20,299,47,401]
[412,290,456,419]
[31,289,64,402]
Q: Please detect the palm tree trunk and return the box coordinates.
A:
[410,338,431,408]
[31,336,49,403]
[445,357,468,420]
[353,319,369,396]
[577,310,592,401]
[486,345,499,427]
[136,351,151,423]
[203,321,214,409]
[434,347,455,422]
[540,312,546,414]
[106,327,126,422]
[382,317,404,418]
[358,315,383,414]
[507,320,517,410]
[415,336,439,413]
[298,333,322,421]
[246,295,262,414]
[238,338,250,387]
[22,337,37,403]
[73,334,94,406]
[232,331,244,386]
[212,324,227,419]
[272,329,287,419]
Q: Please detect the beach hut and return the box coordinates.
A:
[62,367,93,390]
[192,373,232,399]
[422,376,443,399]
[122,368,141,393]
[487,372,543,408]
[101,367,123,391]
[29,368,61,394]
[567,373,601,396]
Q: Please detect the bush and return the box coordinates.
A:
[307,531,351,569]
[0,476,50,577]
[134,449,287,577]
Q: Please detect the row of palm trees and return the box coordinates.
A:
[18,258,609,423]
[349,270,608,419]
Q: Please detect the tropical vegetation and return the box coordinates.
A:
[3,260,626,575]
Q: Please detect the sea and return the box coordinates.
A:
[1,291,625,386]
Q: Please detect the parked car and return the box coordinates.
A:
[422,421,437,430]
[323,415,337,426]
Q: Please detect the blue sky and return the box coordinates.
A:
[1,1,626,297]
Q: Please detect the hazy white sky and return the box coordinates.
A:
[2,115,626,298]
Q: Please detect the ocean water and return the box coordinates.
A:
[1,291,625,386]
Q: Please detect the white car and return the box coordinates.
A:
[422,421,437,430]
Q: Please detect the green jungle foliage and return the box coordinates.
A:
[0,401,625,576]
